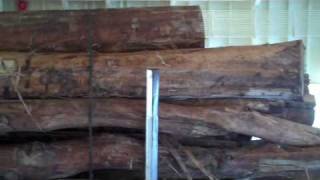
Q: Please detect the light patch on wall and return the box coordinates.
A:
[309,84,320,128]
[0,59,16,76]
[255,0,261,6]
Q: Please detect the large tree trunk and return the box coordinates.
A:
[0,6,204,52]
[0,41,304,100]
[1,134,320,180]
[0,97,317,146]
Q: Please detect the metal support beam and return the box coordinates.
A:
[145,69,160,180]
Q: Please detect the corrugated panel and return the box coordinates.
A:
[0,0,3,12]
[63,0,105,10]
[2,0,16,11]
[288,0,308,41]
[253,0,268,44]
[125,0,169,7]
[268,0,289,43]
[206,2,230,47]
[307,0,320,83]
[27,0,63,10]
[229,1,254,45]
[171,0,189,6]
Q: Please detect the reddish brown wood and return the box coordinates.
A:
[0,41,304,100]
[1,134,320,179]
[0,96,317,146]
[0,98,227,137]
[0,6,204,52]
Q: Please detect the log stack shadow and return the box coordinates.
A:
[0,6,318,180]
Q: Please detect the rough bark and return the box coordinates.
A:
[0,98,228,138]
[0,6,204,52]
[1,134,320,180]
[0,41,304,100]
[0,97,317,146]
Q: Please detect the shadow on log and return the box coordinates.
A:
[1,134,320,180]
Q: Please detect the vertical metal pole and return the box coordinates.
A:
[145,69,160,180]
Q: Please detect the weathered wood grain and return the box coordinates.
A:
[0,98,228,137]
[1,134,320,179]
[0,41,304,100]
[0,6,204,52]
[0,96,317,146]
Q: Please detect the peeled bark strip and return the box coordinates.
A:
[0,97,317,146]
[195,110,320,146]
[0,6,204,52]
[169,94,315,126]
[0,41,304,100]
[1,134,320,179]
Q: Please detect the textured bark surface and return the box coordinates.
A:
[0,98,228,137]
[0,97,317,146]
[1,134,320,180]
[0,41,304,100]
[0,6,204,52]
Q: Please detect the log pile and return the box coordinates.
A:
[0,6,318,180]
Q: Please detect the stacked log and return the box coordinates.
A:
[1,134,320,180]
[0,97,317,145]
[0,41,304,100]
[0,6,204,52]
[0,6,318,180]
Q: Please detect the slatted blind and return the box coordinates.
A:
[0,0,319,83]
